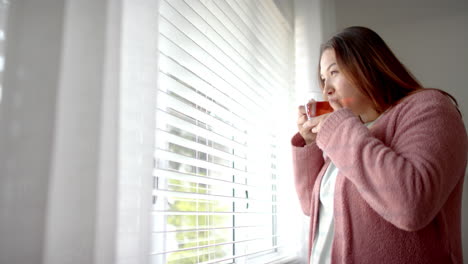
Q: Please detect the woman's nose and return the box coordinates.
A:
[323,83,334,96]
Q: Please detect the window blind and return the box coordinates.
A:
[153,0,293,263]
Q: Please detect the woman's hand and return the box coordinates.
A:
[310,98,344,133]
[297,105,330,144]
[309,114,331,134]
[297,105,316,145]
[297,99,343,144]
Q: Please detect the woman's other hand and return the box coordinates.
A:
[297,105,316,145]
[297,105,331,144]
[297,98,344,144]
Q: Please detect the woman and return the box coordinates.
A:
[292,26,467,263]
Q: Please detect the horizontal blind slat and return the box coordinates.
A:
[197,0,288,86]
[258,0,292,34]
[150,246,283,264]
[197,246,282,264]
[158,35,267,113]
[158,72,249,131]
[155,149,248,177]
[163,0,284,95]
[159,16,271,110]
[153,188,275,204]
[152,211,275,216]
[154,168,274,192]
[156,129,247,167]
[157,90,248,143]
[159,54,253,119]
[218,0,286,67]
[155,145,278,184]
[152,224,266,234]
[156,110,247,153]
[184,0,289,90]
[152,235,280,255]
[203,0,287,72]
[234,0,287,53]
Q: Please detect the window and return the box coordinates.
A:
[152,0,294,263]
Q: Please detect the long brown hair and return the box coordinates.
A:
[319,26,459,114]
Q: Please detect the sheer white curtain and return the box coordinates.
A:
[293,0,336,262]
[294,0,333,102]
[0,1,154,264]
[116,0,159,263]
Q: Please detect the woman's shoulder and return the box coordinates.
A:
[396,88,458,113]
[377,88,462,129]
[403,88,452,103]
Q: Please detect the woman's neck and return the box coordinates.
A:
[359,108,380,123]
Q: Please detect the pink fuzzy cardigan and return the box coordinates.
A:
[291,90,467,263]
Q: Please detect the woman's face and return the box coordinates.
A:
[319,48,377,120]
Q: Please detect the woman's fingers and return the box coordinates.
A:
[299,122,316,144]
[297,115,308,132]
[296,102,332,144]
[298,105,306,117]
[297,106,307,127]
[308,113,331,134]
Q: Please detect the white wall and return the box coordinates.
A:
[333,0,468,259]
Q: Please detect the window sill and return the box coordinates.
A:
[266,256,304,264]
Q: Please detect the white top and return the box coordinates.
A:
[309,161,338,264]
[310,120,376,264]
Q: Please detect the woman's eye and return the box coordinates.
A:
[330,70,338,76]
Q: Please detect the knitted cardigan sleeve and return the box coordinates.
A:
[315,90,468,231]
[291,133,325,216]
